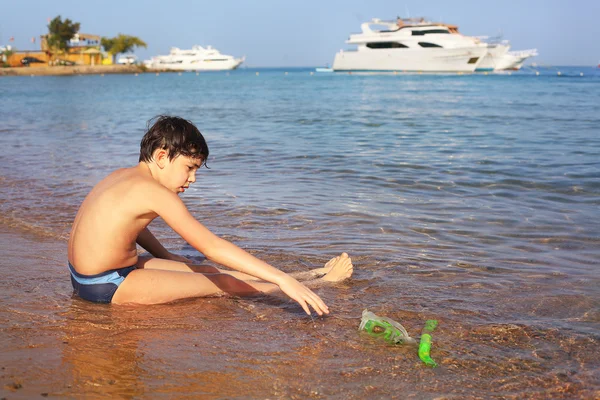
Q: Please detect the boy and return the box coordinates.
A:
[67,116,352,315]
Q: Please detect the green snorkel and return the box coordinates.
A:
[359,311,439,367]
[418,320,438,367]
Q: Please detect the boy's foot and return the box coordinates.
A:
[310,254,342,277]
[321,253,353,282]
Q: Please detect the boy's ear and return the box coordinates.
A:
[154,149,169,169]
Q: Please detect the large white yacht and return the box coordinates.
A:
[331,18,488,72]
[144,45,244,71]
[476,38,538,71]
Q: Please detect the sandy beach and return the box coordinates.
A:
[1,225,598,399]
[0,64,143,77]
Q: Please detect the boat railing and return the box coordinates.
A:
[508,49,538,57]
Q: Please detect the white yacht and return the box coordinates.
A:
[475,40,511,71]
[476,38,538,71]
[144,45,244,71]
[494,49,538,70]
[331,18,488,73]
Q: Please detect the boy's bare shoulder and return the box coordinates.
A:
[96,166,173,205]
[124,166,182,205]
[99,167,152,193]
[92,165,185,222]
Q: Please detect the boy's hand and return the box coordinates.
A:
[167,253,192,263]
[278,276,329,316]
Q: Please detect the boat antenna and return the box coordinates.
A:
[405,6,411,18]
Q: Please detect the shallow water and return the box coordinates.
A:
[1,67,599,398]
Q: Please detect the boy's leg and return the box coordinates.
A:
[111,253,353,305]
[111,268,279,305]
[137,254,344,282]
[137,256,262,281]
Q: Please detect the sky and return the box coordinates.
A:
[1,0,599,67]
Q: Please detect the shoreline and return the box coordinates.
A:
[0,64,144,77]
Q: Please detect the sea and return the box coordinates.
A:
[1,66,599,399]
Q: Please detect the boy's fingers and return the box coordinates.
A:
[300,296,322,316]
[309,298,327,315]
[307,291,329,313]
[300,295,319,316]
[307,295,327,316]
[299,300,311,316]
[314,295,328,312]
[284,279,329,316]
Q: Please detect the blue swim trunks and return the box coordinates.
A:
[68,262,136,303]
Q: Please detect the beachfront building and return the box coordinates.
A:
[41,33,103,66]
[6,33,104,67]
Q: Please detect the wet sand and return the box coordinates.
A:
[1,226,598,399]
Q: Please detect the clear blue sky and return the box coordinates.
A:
[1,0,598,66]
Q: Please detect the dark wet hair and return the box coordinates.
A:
[139,115,209,166]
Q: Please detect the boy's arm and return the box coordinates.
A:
[136,227,189,262]
[149,187,328,315]
[136,227,170,259]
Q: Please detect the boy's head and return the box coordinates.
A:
[139,115,209,166]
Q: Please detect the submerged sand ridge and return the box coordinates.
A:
[1,226,598,398]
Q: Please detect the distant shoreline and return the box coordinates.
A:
[0,64,144,77]
[1,64,595,78]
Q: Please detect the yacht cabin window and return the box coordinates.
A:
[412,29,450,36]
[366,42,409,49]
[418,42,443,48]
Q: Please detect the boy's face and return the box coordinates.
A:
[163,154,203,194]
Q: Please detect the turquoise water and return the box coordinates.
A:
[1,67,599,397]
[2,67,599,273]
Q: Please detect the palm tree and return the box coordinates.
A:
[101,34,147,64]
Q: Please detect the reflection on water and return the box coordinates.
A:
[1,68,599,397]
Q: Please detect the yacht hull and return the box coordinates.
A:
[493,49,538,70]
[476,43,510,72]
[332,47,487,72]
[146,58,243,71]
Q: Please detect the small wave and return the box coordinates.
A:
[0,215,68,241]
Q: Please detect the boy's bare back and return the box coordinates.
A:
[68,165,162,275]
